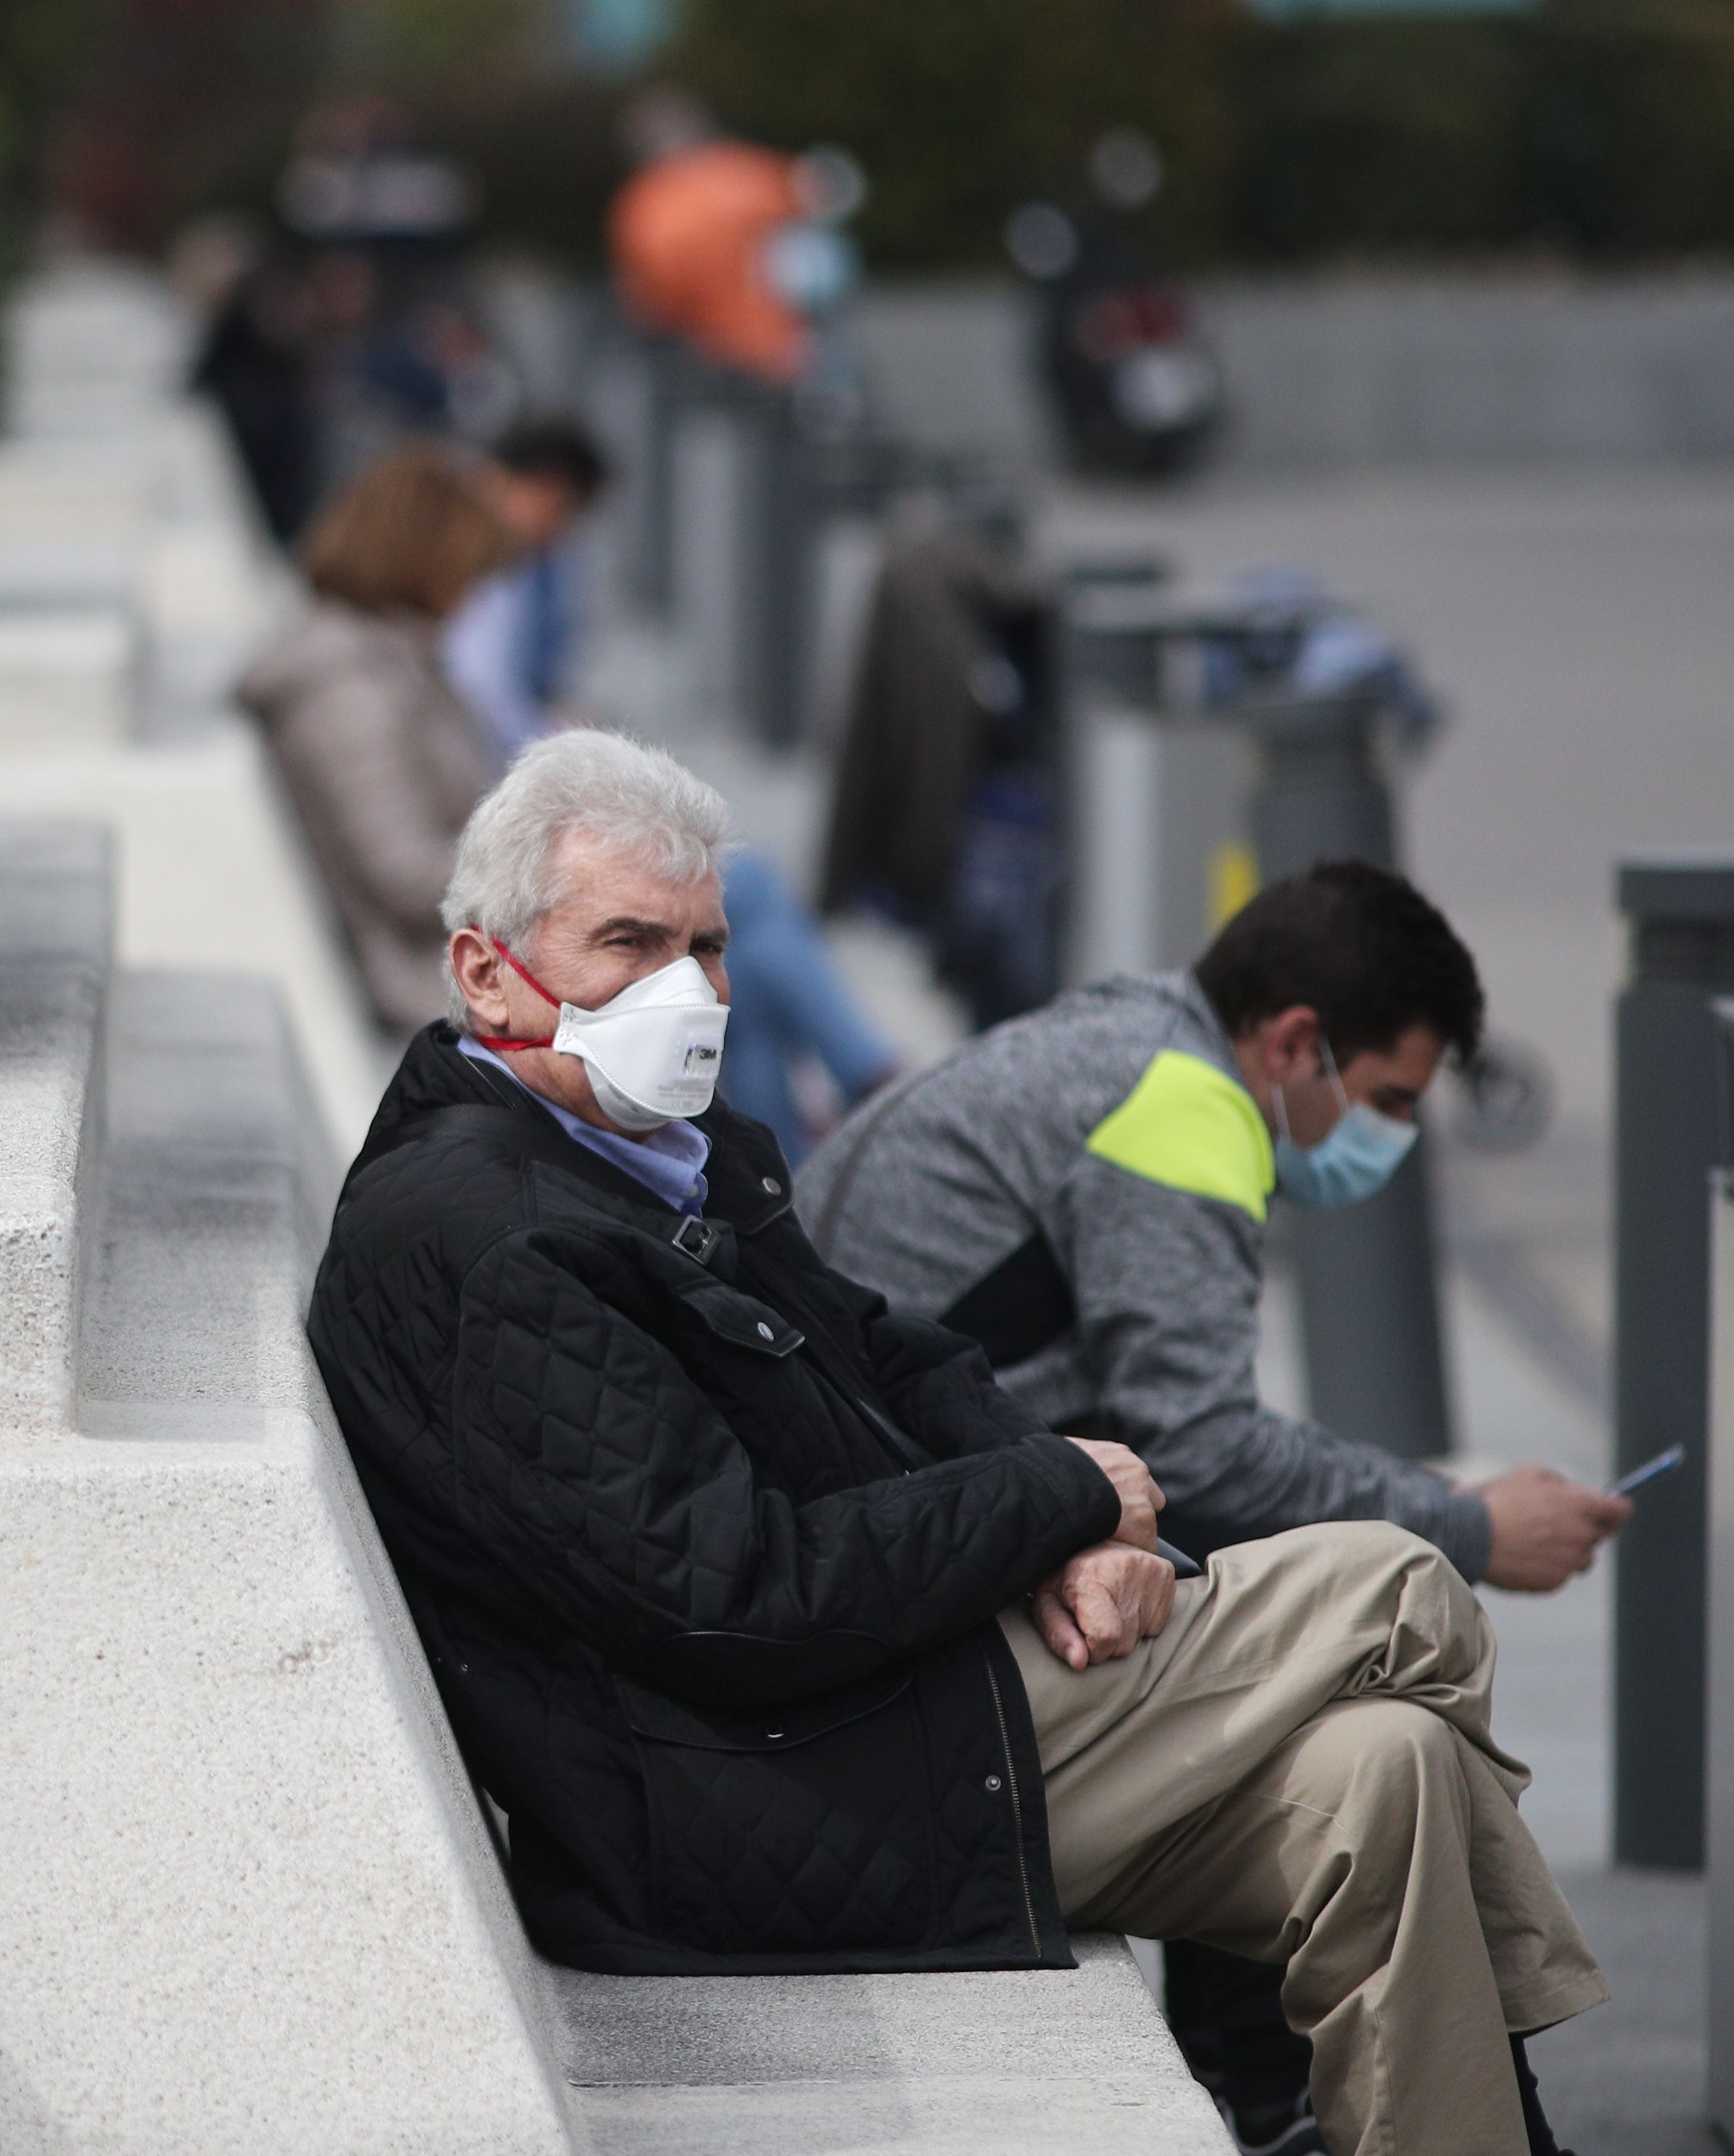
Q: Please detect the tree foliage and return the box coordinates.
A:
[0,0,102,264]
[22,0,1734,268]
[673,0,1241,268]
[332,0,550,89]
[669,0,1734,268]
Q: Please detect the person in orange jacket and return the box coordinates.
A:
[610,89,855,384]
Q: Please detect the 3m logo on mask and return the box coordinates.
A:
[539,955,730,1132]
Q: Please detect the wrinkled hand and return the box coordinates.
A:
[1476,1465,1632,1592]
[1064,1436,1164,1551]
[1032,1543,1177,1670]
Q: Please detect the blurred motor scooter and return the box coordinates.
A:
[1006,129,1223,479]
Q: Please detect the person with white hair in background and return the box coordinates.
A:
[308,730,1604,2156]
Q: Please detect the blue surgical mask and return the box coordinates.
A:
[1273,1041,1418,1209]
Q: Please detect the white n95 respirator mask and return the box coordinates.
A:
[471,937,729,1132]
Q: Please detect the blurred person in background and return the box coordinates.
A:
[276,94,476,276]
[609,87,811,383]
[239,445,510,1032]
[718,848,898,1166]
[609,86,865,395]
[192,239,329,543]
[274,97,509,494]
[443,420,612,773]
[821,519,1064,1032]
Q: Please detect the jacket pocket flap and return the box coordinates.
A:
[619,1666,912,1752]
[673,1277,805,1357]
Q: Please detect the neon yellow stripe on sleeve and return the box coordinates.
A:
[1085,1050,1275,1222]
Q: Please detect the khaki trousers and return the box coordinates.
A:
[1002,1522,1608,2156]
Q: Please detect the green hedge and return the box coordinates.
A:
[669,0,1734,267]
[33,0,1734,271]
[0,0,102,271]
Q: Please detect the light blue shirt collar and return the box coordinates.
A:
[456,1035,710,1216]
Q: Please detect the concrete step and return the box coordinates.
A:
[548,1932,1230,2155]
[0,822,583,2156]
[0,819,111,1433]
[78,966,337,1411]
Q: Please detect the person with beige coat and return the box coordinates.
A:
[239,445,510,1030]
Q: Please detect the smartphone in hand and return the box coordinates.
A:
[1607,1444,1685,1499]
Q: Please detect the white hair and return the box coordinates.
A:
[441,730,732,1028]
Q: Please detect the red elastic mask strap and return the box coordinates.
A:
[470,930,559,1053]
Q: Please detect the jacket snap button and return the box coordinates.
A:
[757,1322,774,1341]
[762,1176,781,1194]
[985,1774,1002,1793]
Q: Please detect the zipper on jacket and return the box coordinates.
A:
[982,1654,1042,1959]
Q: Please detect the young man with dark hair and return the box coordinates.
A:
[796,857,1624,2155]
[1193,857,1484,1070]
[443,417,611,768]
[491,417,611,509]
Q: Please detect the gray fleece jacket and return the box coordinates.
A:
[794,970,1492,1581]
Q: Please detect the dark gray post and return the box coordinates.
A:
[1244,691,1452,1462]
[1613,857,1734,1869]
[630,337,681,616]
[1707,1145,1734,2131]
[743,385,808,749]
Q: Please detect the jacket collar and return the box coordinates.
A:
[361,1024,794,1236]
[1178,969,1247,1087]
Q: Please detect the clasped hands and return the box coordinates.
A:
[1034,1439,1178,1672]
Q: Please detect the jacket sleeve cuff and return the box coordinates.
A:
[1021,1434,1127,1551]
[1438,1488,1495,1584]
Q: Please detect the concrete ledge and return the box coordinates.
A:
[0,821,110,1433]
[0,607,138,748]
[1,1425,583,2155]
[3,262,193,438]
[0,821,583,2155]
[79,967,338,1407]
[552,1933,1230,2153]
[1,725,390,1158]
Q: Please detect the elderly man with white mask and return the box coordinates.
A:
[309,730,1603,2156]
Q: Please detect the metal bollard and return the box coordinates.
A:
[742,384,809,749]
[1706,1129,1734,2130]
[1613,858,1734,1869]
[628,336,683,617]
[1241,690,1450,1462]
[660,367,813,746]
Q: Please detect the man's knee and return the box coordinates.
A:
[1291,1517,1452,1576]
[1307,1698,1466,1832]
[1225,1518,1474,1630]
[1293,1520,1479,1633]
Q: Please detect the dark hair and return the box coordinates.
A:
[492,418,609,499]
[1193,859,1484,1066]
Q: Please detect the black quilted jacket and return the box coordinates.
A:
[309,1026,1122,1974]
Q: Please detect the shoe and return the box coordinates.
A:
[1212,2085,1327,2156]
